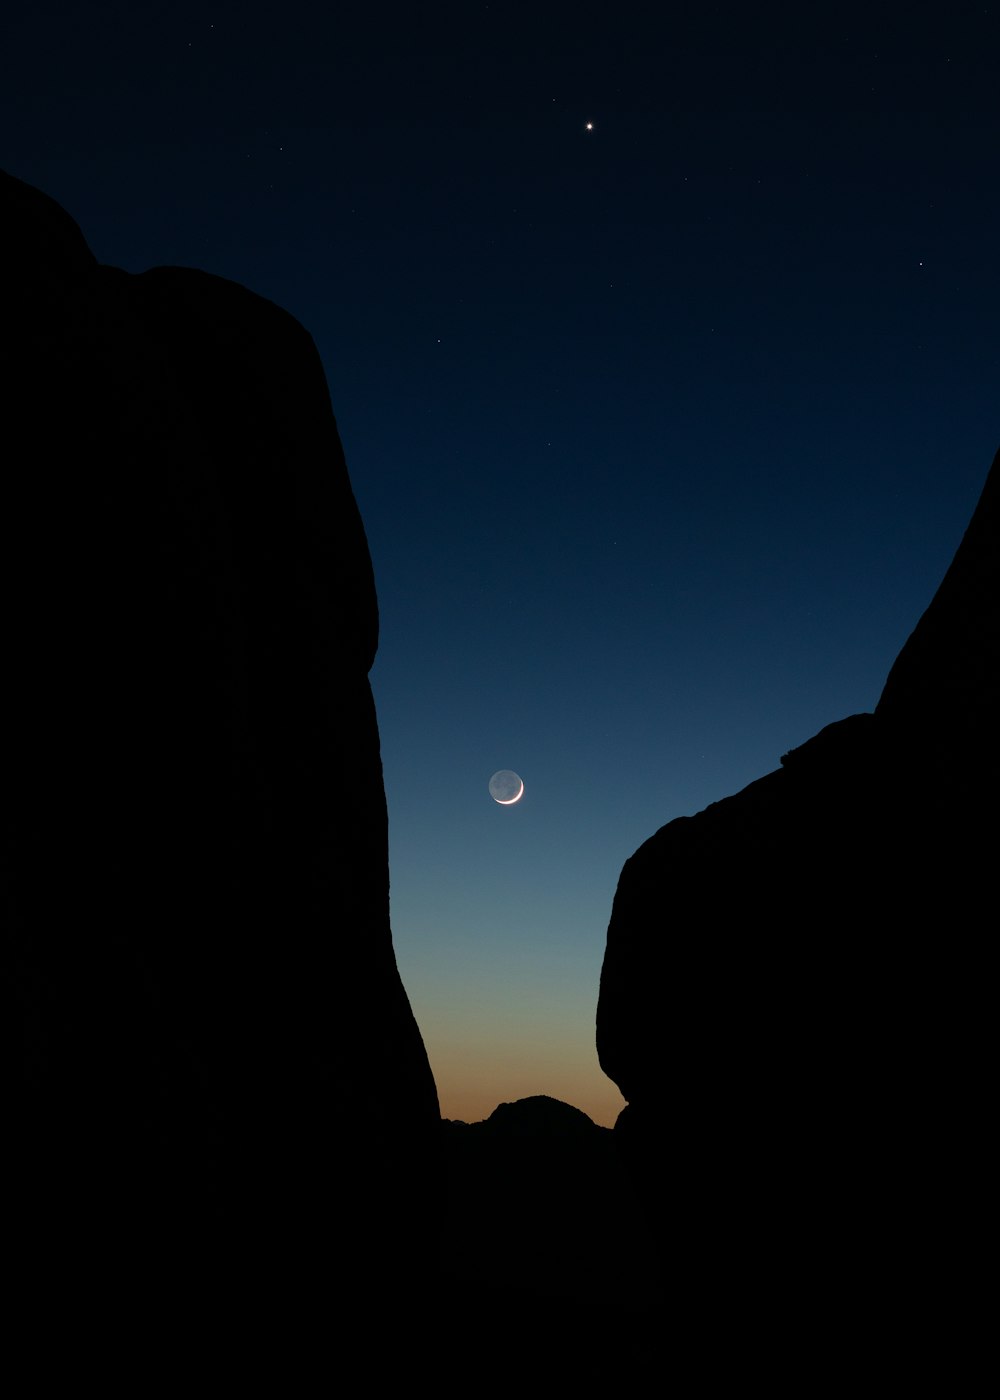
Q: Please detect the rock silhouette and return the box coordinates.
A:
[440,1097,663,1324]
[597,448,998,1376]
[4,169,439,1336]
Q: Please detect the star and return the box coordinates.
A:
[585,121,594,131]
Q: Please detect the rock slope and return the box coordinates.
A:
[4,168,439,1332]
[597,447,998,1375]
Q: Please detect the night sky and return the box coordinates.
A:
[4,2,996,1125]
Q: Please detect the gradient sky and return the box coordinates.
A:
[3,2,996,1125]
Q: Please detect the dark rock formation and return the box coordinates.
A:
[477,1093,603,1138]
[597,450,998,1375]
[440,1098,663,1320]
[4,169,439,1337]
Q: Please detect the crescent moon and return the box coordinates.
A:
[496,779,524,805]
[489,770,524,804]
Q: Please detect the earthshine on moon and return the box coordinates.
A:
[489,770,524,804]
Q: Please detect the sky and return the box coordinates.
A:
[3,2,996,1126]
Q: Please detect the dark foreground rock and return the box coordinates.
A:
[4,169,440,1339]
[597,449,998,1377]
[440,1098,664,1321]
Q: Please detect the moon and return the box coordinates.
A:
[489,770,524,805]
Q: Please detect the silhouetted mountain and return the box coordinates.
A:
[4,168,439,1339]
[597,448,998,1378]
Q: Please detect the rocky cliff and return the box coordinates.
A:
[4,169,440,1339]
[597,448,997,1376]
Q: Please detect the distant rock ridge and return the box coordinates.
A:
[446,1094,606,1136]
[4,167,439,1332]
[596,446,998,1375]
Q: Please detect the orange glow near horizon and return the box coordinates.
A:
[428,1040,626,1128]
